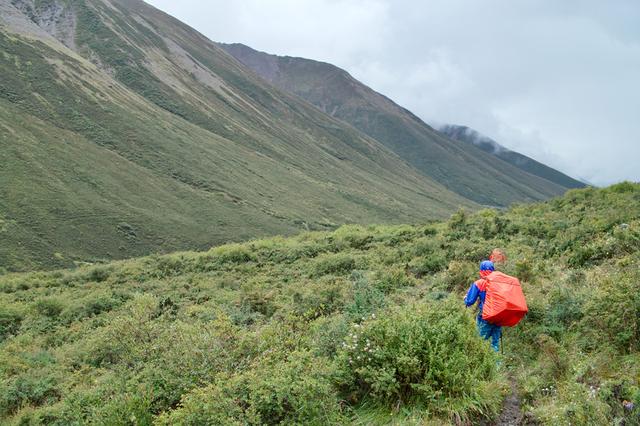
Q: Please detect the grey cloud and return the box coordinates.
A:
[147,0,640,186]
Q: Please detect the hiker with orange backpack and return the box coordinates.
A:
[465,259,528,352]
[465,260,502,351]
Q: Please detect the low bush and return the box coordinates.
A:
[60,293,119,324]
[336,297,500,420]
[240,280,278,318]
[156,350,346,425]
[515,258,535,282]
[374,267,414,294]
[0,371,60,416]
[290,278,346,319]
[345,271,384,321]
[33,298,66,319]
[312,253,357,276]
[407,254,447,277]
[444,260,477,292]
[211,244,255,265]
[0,306,23,341]
[83,265,113,283]
[309,314,350,358]
[582,271,640,353]
[334,225,374,250]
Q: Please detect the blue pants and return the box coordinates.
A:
[477,317,501,352]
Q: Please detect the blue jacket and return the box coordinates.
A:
[464,281,487,321]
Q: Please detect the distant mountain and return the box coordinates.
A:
[220,43,573,207]
[0,0,473,271]
[438,125,586,189]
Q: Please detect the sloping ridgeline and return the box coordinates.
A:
[438,124,586,190]
[0,183,638,424]
[220,43,576,207]
[0,0,472,272]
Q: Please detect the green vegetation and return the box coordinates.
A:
[1,184,639,424]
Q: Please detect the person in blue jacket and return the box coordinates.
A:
[464,260,501,352]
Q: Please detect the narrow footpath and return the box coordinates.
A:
[494,378,523,426]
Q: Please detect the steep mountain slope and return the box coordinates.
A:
[439,124,586,189]
[0,0,474,272]
[220,43,573,207]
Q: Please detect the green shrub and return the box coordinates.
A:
[515,258,535,282]
[334,225,374,250]
[135,319,244,413]
[257,239,324,264]
[448,208,467,230]
[91,387,155,426]
[156,351,346,425]
[337,297,499,419]
[158,255,193,277]
[445,239,488,262]
[408,254,447,277]
[536,334,569,380]
[290,278,345,319]
[211,244,255,265]
[444,261,477,292]
[61,293,119,324]
[81,294,160,367]
[240,281,277,318]
[374,267,414,294]
[422,226,437,236]
[608,181,636,194]
[543,287,584,338]
[531,381,610,426]
[382,226,417,246]
[0,306,23,341]
[476,209,500,239]
[582,272,640,353]
[412,237,437,256]
[309,314,350,358]
[33,298,66,319]
[345,271,385,321]
[0,372,60,416]
[83,265,113,283]
[312,253,357,276]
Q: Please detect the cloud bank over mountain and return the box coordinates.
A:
[147,0,640,186]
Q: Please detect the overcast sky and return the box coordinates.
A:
[146,0,639,186]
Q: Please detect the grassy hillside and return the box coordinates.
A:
[0,0,473,272]
[1,183,638,425]
[220,43,573,207]
[439,124,586,190]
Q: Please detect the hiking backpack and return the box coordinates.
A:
[476,271,528,326]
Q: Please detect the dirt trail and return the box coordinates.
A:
[494,378,523,426]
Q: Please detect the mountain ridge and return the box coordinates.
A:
[438,124,586,189]
[220,42,577,206]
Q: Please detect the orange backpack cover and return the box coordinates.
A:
[477,271,528,326]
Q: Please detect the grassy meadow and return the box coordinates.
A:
[0,183,639,425]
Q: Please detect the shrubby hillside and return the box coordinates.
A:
[0,183,639,425]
